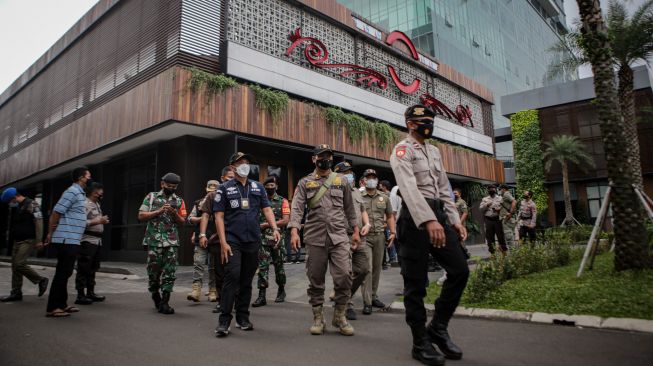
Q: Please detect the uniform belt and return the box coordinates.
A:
[399,198,445,223]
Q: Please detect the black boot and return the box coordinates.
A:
[87,286,106,302]
[1,293,22,302]
[411,325,445,366]
[158,291,175,314]
[252,289,267,307]
[427,319,463,360]
[74,290,93,305]
[152,291,162,310]
[274,287,286,303]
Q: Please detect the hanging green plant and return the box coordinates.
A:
[373,122,400,149]
[345,114,374,144]
[324,107,349,129]
[249,84,289,123]
[511,109,548,214]
[186,67,237,98]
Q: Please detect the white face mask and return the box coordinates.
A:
[235,164,250,177]
[344,174,355,185]
[365,179,378,189]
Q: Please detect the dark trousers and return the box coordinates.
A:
[75,242,101,292]
[519,226,537,243]
[219,241,260,325]
[484,216,507,253]
[210,245,225,298]
[46,243,80,312]
[397,201,469,329]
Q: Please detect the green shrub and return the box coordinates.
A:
[249,84,289,123]
[186,67,237,97]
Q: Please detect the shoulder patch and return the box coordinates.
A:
[395,145,407,158]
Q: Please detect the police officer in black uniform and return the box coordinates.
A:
[212,152,281,338]
[390,105,469,366]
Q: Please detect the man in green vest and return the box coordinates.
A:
[252,175,290,307]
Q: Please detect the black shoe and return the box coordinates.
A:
[38,278,49,297]
[346,308,357,320]
[236,320,254,331]
[252,289,267,307]
[87,290,106,302]
[75,294,94,305]
[275,287,286,303]
[152,292,162,309]
[215,322,230,337]
[372,299,386,308]
[427,321,463,360]
[158,292,175,315]
[362,305,372,315]
[383,264,389,270]
[1,294,22,302]
[412,340,446,366]
[212,302,220,313]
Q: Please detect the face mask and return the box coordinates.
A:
[365,179,378,189]
[9,202,19,208]
[97,195,104,202]
[344,174,355,185]
[163,188,176,196]
[235,164,250,177]
[414,122,434,139]
[315,159,332,171]
[489,190,496,196]
[265,188,276,196]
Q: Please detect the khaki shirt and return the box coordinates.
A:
[349,187,366,234]
[518,199,537,227]
[479,195,502,218]
[288,170,358,246]
[362,190,392,234]
[389,135,460,227]
[499,191,515,219]
[82,198,104,245]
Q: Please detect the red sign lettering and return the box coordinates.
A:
[285,27,473,127]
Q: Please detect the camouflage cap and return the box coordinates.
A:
[229,152,254,165]
[334,161,353,173]
[206,180,219,192]
[362,168,378,178]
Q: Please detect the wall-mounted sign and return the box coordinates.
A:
[285,28,472,127]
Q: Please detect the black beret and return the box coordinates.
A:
[404,104,436,120]
[161,172,181,184]
[263,176,278,185]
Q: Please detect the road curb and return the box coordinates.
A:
[388,302,653,333]
[0,257,133,275]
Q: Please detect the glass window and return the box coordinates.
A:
[586,185,599,199]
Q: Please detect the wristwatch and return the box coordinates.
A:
[199,233,207,238]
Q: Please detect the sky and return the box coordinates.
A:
[0,0,651,93]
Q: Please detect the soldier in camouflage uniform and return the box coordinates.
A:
[252,176,290,307]
[138,173,186,315]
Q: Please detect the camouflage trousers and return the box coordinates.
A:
[147,246,178,293]
[502,217,517,249]
[257,243,286,289]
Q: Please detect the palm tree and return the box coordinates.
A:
[543,135,595,226]
[575,0,651,271]
[548,0,653,189]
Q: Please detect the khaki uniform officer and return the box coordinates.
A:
[360,168,395,315]
[289,144,361,336]
[333,161,371,321]
[390,105,469,366]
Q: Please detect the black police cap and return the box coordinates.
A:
[404,104,436,120]
[229,152,254,165]
[161,172,181,184]
[334,161,353,173]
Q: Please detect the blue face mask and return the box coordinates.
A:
[344,174,355,185]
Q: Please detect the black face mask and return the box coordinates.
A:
[315,159,333,171]
[414,122,434,139]
[488,190,496,196]
[163,188,176,196]
[265,188,276,196]
[97,195,104,202]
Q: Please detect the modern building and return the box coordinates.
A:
[0,0,504,264]
[338,0,577,183]
[502,65,653,226]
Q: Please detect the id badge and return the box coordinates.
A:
[241,198,250,210]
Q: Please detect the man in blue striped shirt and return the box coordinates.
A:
[44,166,92,318]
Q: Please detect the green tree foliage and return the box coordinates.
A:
[510,110,548,216]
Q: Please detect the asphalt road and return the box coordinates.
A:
[1,292,652,366]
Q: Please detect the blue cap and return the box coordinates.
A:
[1,187,17,203]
